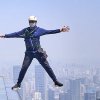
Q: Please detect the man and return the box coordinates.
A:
[0,16,70,90]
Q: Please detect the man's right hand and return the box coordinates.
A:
[0,35,5,38]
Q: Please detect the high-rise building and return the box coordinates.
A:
[35,65,46,100]
[93,68,100,84]
[48,87,55,100]
[84,85,96,100]
[80,84,86,100]
[84,93,96,100]
[69,79,81,100]
[0,76,21,100]
[13,65,25,100]
[96,90,100,100]
[33,92,42,100]
[59,92,71,100]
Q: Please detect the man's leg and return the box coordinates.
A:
[17,52,33,84]
[36,54,63,87]
[12,52,33,90]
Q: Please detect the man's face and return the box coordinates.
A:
[29,20,37,27]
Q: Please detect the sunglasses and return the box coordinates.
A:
[29,20,37,23]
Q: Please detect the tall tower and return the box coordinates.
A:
[35,65,46,100]
[13,65,25,100]
[69,79,81,100]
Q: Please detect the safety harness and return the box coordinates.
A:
[24,27,41,52]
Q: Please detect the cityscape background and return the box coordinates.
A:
[0,0,100,100]
[0,64,100,100]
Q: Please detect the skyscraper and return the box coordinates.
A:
[0,76,21,100]
[84,85,96,100]
[13,65,25,100]
[33,92,42,100]
[48,87,55,100]
[35,65,46,100]
[84,93,96,100]
[59,92,71,100]
[96,90,100,100]
[69,79,81,100]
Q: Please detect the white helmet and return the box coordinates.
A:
[28,16,37,21]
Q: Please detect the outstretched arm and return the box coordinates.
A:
[38,26,70,36]
[0,29,25,38]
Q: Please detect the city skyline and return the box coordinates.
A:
[0,63,100,100]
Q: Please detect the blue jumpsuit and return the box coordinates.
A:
[5,26,61,84]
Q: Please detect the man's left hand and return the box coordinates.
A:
[60,26,70,32]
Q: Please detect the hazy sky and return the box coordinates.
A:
[0,0,100,67]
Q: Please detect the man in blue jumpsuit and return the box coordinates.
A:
[0,16,70,90]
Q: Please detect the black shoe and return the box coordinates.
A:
[12,83,21,91]
[54,81,63,87]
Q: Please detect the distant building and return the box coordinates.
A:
[84,85,96,100]
[69,79,81,100]
[59,92,71,100]
[13,65,25,100]
[80,84,86,100]
[84,92,96,100]
[33,92,42,100]
[35,65,46,100]
[48,87,55,100]
[96,90,100,100]
[0,76,21,100]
